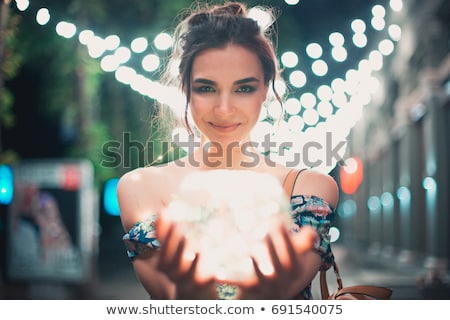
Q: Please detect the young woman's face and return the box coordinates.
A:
[189,44,268,145]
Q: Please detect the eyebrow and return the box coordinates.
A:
[192,77,261,85]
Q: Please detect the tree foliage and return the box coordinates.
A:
[1,0,316,185]
[0,0,199,185]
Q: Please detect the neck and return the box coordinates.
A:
[192,136,262,170]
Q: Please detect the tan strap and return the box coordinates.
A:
[320,261,343,299]
[332,285,393,299]
[320,268,331,299]
[320,261,392,299]
[282,168,306,199]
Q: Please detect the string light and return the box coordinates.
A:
[12,0,403,173]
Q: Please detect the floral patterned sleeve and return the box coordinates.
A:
[290,195,335,271]
[122,214,160,260]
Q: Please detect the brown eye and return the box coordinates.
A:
[236,86,255,93]
[194,86,215,93]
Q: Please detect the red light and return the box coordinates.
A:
[62,165,80,190]
[340,156,363,194]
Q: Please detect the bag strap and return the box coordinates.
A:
[332,285,393,299]
[282,168,306,199]
[320,261,393,299]
[320,261,343,299]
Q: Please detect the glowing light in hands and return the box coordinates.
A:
[162,170,292,282]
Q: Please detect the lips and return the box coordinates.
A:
[209,122,241,132]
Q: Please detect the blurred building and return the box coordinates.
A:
[337,0,450,297]
[1,0,449,300]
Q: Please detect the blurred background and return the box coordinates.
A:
[0,0,449,299]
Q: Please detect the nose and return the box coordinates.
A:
[215,93,234,115]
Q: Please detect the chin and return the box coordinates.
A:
[209,136,248,147]
[207,130,251,145]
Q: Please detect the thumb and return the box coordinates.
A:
[155,212,171,242]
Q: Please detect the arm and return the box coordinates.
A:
[117,168,176,299]
[288,169,339,295]
[293,169,339,209]
[117,168,217,299]
[238,169,339,299]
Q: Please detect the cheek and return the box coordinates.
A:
[189,96,209,123]
[247,103,261,116]
[189,95,202,109]
[248,97,264,117]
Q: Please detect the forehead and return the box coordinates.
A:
[191,44,263,80]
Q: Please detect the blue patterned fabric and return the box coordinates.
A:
[122,214,160,260]
[122,195,335,299]
[289,195,335,299]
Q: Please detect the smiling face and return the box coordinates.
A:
[188,44,269,146]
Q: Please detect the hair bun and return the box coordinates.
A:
[187,12,208,27]
[187,2,247,27]
[211,2,246,16]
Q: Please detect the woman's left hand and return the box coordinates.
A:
[235,225,319,299]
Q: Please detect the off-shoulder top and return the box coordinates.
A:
[122,194,335,300]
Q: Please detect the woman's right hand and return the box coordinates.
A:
[156,215,218,299]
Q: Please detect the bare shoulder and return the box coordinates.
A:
[117,166,168,231]
[117,166,164,197]
[292,169,339,208]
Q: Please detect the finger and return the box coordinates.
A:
[173,236,189,274]
[266,234,282,274]
[249,242,272,280]
[190,254,209,284]
[159,224,183,268]
[291,226,319,254]
[252,256,266,280]
[157,223,176,269]
[280,226,297,268]
[155,213,169,241]
[266,225,293,268]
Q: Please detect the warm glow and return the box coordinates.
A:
[162,170,292,282]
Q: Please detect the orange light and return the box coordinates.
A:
[340,156,363,194]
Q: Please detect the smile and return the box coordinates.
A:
[209,122,241,133]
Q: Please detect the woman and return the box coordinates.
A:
[117,1,338,299]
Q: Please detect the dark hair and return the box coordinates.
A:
[162,1,283,134]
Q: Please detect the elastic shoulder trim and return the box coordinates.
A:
[282,168,307,199]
